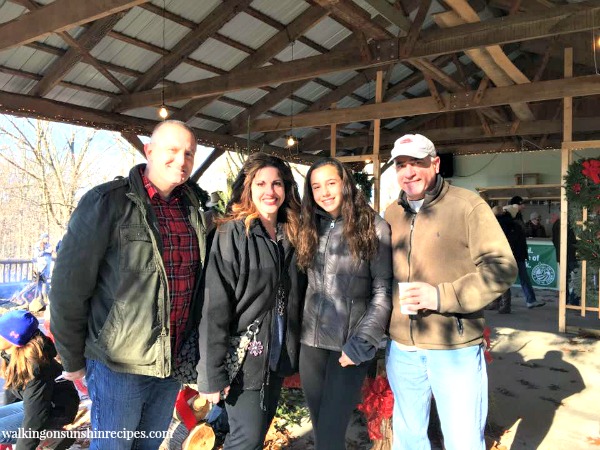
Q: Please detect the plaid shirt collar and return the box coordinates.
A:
[139,166,185,202]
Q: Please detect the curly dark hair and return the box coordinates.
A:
[219,152,301,246]
[297,157,378,269]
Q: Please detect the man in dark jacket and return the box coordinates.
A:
[50,120,207,450]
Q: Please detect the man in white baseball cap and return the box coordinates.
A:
[384,134,517,450]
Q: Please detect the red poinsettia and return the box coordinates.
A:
[358,375,394,440]
[572,183,581,194]
[581,159,600,184]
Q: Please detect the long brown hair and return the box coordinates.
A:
[218,153,301,246]
[1,333,50,389]
[297,158,378,269]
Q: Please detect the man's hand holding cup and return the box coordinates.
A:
[398,282,438,314]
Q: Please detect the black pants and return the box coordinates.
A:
[299,344,370,450]
[223,373,283,450]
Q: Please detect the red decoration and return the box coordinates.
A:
[175,386,200,431]
[483,326,493,364]
[582,160,600,184]
[283,373,302,389]
[358,376,394,440]
[573,183,582,194]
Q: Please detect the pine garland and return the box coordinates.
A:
[353,171,373,200]
[564,157,600,268]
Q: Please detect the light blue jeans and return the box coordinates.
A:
[385,341,487,450]
[0,401,24,443]
[86,359,180,450]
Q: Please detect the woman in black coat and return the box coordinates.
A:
[197,153,306,450]
[0,310,79,450]
[295,157,392,450]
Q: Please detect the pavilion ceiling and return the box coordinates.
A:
[0,0,599,174]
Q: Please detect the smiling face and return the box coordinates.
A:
[394,155,440,200]
[144,122,196,198]
[251,166,285,223]
[310,164,343,218]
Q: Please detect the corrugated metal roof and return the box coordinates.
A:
[91,36,159,73]
[250,0,310,25]
[62,62,125,93]
[158,0,221,23]
[166,62,216,84]
[47,86,111,110]
[219,12,277,51]
[302,16,352,50]
[0,46,56,76]
[0,2,27,25]
[293,81,330,103]
[224,88,268,105]
[201,99,244,121]
[189,38,247,72]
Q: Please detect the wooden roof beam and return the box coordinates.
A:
[27,12,124,97]
[115,2,600,111]
[0,91,318,165]
[0,0,149,51]
[333,117,600,149]
[131,0,253,94]
[250,75,600,132]
[171,5,330,122]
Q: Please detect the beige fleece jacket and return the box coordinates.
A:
[385,179,517,349]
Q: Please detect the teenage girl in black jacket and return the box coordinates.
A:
[296,157,392,450]
[0,310,79,450]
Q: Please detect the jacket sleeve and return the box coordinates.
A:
[49,188,113,372]
[197,222,241,393]
[347,218,393,352]
[438,203,518,314]
[16,377,54,450]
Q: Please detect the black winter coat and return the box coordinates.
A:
[197,219,306,393]
[300,211,392,357]
[497,212,528,261]
[3,333,79,450]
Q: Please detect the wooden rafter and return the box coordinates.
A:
[0,91,319,165]
[250,75,600,132]
[28,13,124,97]
[400,0,431,57]
[171,5,330,122]
[362,0,411,33]
[0,0,149,51]
[130,0,253,94]
[333,117,600,150]
[114,2,600,111]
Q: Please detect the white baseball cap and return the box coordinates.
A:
[388,134,436,163]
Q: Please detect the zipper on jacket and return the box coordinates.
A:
[313,219,337,346]
[128,193,171,377]
[260,234,282,411]
[407,214,416,346]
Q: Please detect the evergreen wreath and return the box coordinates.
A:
[564,157,600,268]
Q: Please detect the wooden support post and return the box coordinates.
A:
[373,70,383,212]
[558,47,573,333]
[330,103,337,157]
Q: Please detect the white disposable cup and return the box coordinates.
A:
[399,282,417,315]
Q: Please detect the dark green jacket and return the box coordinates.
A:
[50,164,207,377]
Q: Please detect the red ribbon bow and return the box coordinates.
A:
[358,376,394,440]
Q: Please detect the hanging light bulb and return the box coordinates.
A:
[158,105,169,119]
[286,135,296,147]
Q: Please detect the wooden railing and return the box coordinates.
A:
[0,259,34,284]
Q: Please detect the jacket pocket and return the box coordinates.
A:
[119,225,156,272]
